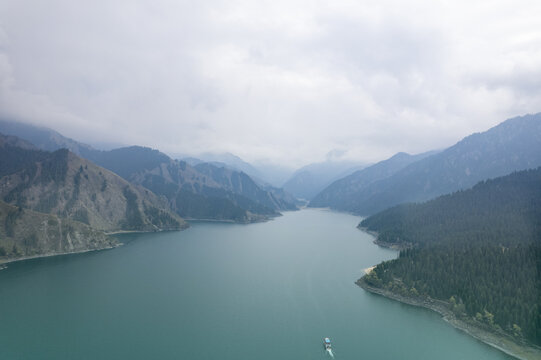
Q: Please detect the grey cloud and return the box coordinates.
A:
[0,0,540,167]
[480,68,541,95]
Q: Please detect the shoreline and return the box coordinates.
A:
[357,225,409,250]
[0,213,276,268]
[0,243,121,267]
[357,226,541,360]
[2,225,190,267]
[185,213,282,224]
[184,217,255,224]
[0,215,264,268]
[104,226,188,236]
[363,266,376,274]
[355,224,541,360]
[356,278,541,360]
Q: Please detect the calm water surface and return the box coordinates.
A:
[0,209,513,359]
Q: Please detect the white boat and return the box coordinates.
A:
[323,337,332,350]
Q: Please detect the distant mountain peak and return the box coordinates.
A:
[311,113,541,215]
[282,160,367,200]
[0,132,38,150]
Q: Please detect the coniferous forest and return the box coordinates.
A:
[360,168,541,345]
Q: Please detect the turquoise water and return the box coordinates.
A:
[0,209,513,359]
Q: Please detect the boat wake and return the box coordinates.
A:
[326,349,334,358]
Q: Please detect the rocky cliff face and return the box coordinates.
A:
[0,149,187,232]
[0,200,117,262]
[193,163,297,211]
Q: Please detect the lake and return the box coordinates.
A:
[0,209,513,359]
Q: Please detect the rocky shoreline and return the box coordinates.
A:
[1,226,188,268]
[0,243,121,268]
[356,277,541,360]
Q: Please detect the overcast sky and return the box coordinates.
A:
[0,0,540,168]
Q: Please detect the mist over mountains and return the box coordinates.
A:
[0,120,301,224]
[0,120,98,159]
[310,113,541,215]
[309,151,436,208]
[282,161,366,200]
[3,112,541,223]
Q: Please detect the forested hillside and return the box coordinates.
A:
[359,168,541,345]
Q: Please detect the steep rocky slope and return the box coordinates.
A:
[0,149,187,232]
[0,200,117,262]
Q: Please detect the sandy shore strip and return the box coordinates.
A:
[363,266,376,274]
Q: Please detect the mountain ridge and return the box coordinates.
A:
[311,113,541,215]
[309,151,437,209]
[283,161,366,200]
[0,146,187,232]
[86,146,298,222]
[0,121,298,223]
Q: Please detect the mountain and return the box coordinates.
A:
[0,132,37,150]
[261,185,306,208]
[0,146,187,232]
[359,167,541,345]
[0,121,298,222]
[321,113,541,215]
[309,151,437,209]
[183,157,263,186]
[0,200,117,262]
[193,163,298,211]
[180,152,263,180]
[86,146,298,222]
[250,162,295,188]
[0,119,100,158]
[282,161,366,200]
[182,157,301,206]
[0,134,52,178]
